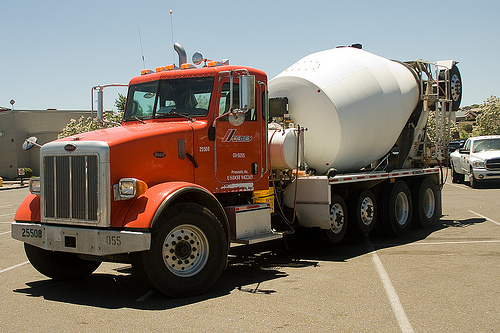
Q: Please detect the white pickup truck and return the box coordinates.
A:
[450,135,500,187]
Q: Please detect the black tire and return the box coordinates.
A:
[322,194,348,243]
[349,189,377,234]
[24,243,101,280]
[131,252,156,291]
[451,162,465,183]
[412,177,438,229]
[469,168,479,188]
[449,65,462,111]
[140,203,227,297]
[439,65,462,111]
[380,181,412,236]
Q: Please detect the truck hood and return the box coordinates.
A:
[470,150,500,161]
[57,120,195,146]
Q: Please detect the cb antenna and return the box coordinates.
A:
[138,27,146,69]
[170,9,175,65]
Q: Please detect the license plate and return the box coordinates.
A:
[20,226,43,239]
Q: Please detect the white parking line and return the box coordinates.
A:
[0,261,29,274]
[468,210,500,226]
[0,213,15,217]
[0,231,11,236]
[365,235,414,333]
[373,240,500,247]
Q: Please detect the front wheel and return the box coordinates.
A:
[469,168,479,188]
[140,203,227,297]
[24,243,101,280]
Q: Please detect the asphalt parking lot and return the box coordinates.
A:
[1,175,499,332]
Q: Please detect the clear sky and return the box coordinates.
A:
[1,0,498,111]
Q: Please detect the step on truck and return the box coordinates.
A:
[12,43,462,297]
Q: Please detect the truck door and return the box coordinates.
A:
[214,80,263,191]
[461,139,471,173]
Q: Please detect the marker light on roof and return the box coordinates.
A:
[141,69,153,75]
[180,63,195,69]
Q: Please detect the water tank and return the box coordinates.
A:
[269,47,419,174]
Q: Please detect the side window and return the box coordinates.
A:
[125,81,158,119]
[218,82,257,121]
[464,139,471,151]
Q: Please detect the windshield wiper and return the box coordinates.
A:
[134,116,146,124]
[156,112,194,122]
[123,116,147,124]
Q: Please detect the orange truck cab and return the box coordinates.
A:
[13,59,277,297]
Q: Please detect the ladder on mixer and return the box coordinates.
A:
[402,60,454,168]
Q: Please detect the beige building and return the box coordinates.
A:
[0,109,92,179]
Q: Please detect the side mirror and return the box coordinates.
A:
[22,136,41,151]
[459,148,470,155]
[239,74,255,111]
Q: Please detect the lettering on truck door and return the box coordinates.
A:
[214,81,263,191]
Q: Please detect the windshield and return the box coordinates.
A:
[472,138,500,153]
[124,77,214,121]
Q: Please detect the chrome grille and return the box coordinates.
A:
[44,155,98,221]
[486,158,500,171]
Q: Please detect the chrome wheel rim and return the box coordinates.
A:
[329,203,345,234]
[423,188,435,219]
[360,197,375,226]
[394,192,409,226]
[162,224,209,277]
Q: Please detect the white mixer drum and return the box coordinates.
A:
[269,47,419,174]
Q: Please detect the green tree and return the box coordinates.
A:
[115,93,127,112]
[426,110,459,143]
[58,93,126,139]
[475,96,500,135]
[461,123,473,133]
[58,111,123,139]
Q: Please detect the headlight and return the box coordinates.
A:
[113,178,148,201]
[472,160,485,168]
[29,177,41,195]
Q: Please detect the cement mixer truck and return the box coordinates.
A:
[12,44,462,297]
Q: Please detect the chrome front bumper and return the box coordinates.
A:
[12,222,151,256]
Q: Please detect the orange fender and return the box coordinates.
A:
[122,182,229,239]
[14,194,41,222]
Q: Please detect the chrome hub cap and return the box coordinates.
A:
[162,224,209,277]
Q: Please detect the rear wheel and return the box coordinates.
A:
[140,203,227,297]
[412,177,438,229]
[380,181,412,236]
[322,194,348,243]
[451,162,465,183]
[24,243,101,280]
[349,189,377,234]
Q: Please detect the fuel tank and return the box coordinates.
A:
[269,47,419,174]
